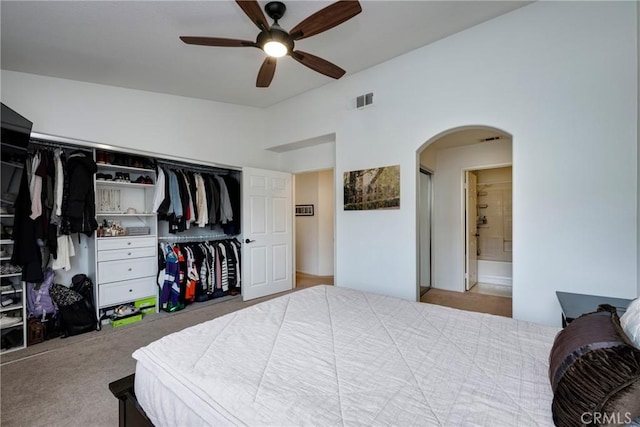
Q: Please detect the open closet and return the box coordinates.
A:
[88,150,243,320]
[3,129,244,350]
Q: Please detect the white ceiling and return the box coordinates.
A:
[1,1,530,109]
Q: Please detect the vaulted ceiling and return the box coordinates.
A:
[1,1,531,108]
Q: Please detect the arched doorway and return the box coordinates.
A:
[416,126,513,316]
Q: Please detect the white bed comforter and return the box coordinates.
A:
[133,285,559,426]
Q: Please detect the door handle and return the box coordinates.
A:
[245,238,255,244]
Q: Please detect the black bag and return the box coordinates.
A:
[49,275,101,338]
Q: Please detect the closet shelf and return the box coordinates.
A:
[96,163,155,174]
[95,181,154,188]
[0,240,14,245]
[0,160,24,169]
[0,322,24,331]
[0,273,21,278]
[0,214,14,218]
[0,304,23,314]
[0,257,12,261]
[96,213,157,217]
[96,235,156,241]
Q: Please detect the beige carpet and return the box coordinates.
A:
[421,288,513,318]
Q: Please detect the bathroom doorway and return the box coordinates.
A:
[465,165,512,298]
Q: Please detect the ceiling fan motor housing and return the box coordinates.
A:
[259,2,293,53]
[264,2,286,21]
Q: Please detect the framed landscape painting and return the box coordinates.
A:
[343,165,400,210]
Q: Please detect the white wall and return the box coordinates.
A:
[431,140,512,291]
[278,142,335,173]
[317,169,335,276]
[295,172,319,275]
[2,2,637,326]
[0,71,279,170]
[294,170,334,276]
[266,1,638,325]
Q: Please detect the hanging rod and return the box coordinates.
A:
[157,233,239,242]
[29,138,93,152]
[157,159,240,175]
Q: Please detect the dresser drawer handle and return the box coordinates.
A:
[129,289,133,293]
[127,252,132,256]
[128,268,132,271]
[127,242,132,246]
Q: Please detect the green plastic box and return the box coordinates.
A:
[134,297,156,315]
[111,313,142,328]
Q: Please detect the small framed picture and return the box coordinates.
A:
[295,204,314,216]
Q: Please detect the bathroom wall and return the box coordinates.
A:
[476,167,512,286]
[476,167,512,262]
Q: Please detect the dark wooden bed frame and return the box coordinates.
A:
[109,374,154,427]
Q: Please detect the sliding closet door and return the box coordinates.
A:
[242,167,293,300]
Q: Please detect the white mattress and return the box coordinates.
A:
[133,285,560,426]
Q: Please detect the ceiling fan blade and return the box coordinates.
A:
[256,57,277,88]
[180,36,256,48]
[291,50,345,80]
[289,0,362,41]
[236,0,270,31]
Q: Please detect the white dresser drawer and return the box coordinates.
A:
[98,257,156,284]
[97,246,156,262]
[99,277,156,308]
[97,237,156,252]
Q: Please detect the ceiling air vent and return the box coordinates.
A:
[355,92,374,109]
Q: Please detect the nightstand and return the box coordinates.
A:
[556,291,633,327]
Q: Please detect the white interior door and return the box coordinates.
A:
[465,170,478,290]
[242,167,293,301]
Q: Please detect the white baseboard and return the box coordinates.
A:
[478,275,512,287]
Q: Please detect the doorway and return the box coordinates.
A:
[293,169,335,288]
[465,166,513,298]
[416,125,513,309]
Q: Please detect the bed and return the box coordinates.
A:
[127,285,561,426]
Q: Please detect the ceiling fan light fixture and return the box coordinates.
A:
[264,40,288,57]
[180,0,361,87]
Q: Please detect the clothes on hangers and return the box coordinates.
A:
[11,145,98,279]
[157,238,241,312]
[62,150,98,236]
[151,166,166,213]
[153,167,241,235]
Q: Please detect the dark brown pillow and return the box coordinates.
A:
[549,306,640,426]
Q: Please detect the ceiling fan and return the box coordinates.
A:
[180,0,362,88]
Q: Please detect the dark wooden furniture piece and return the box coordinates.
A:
[109,374,154,427]
[556,291,633,327]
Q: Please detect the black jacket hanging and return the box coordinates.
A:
[63,151,98,236]
[11,164,44,282]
